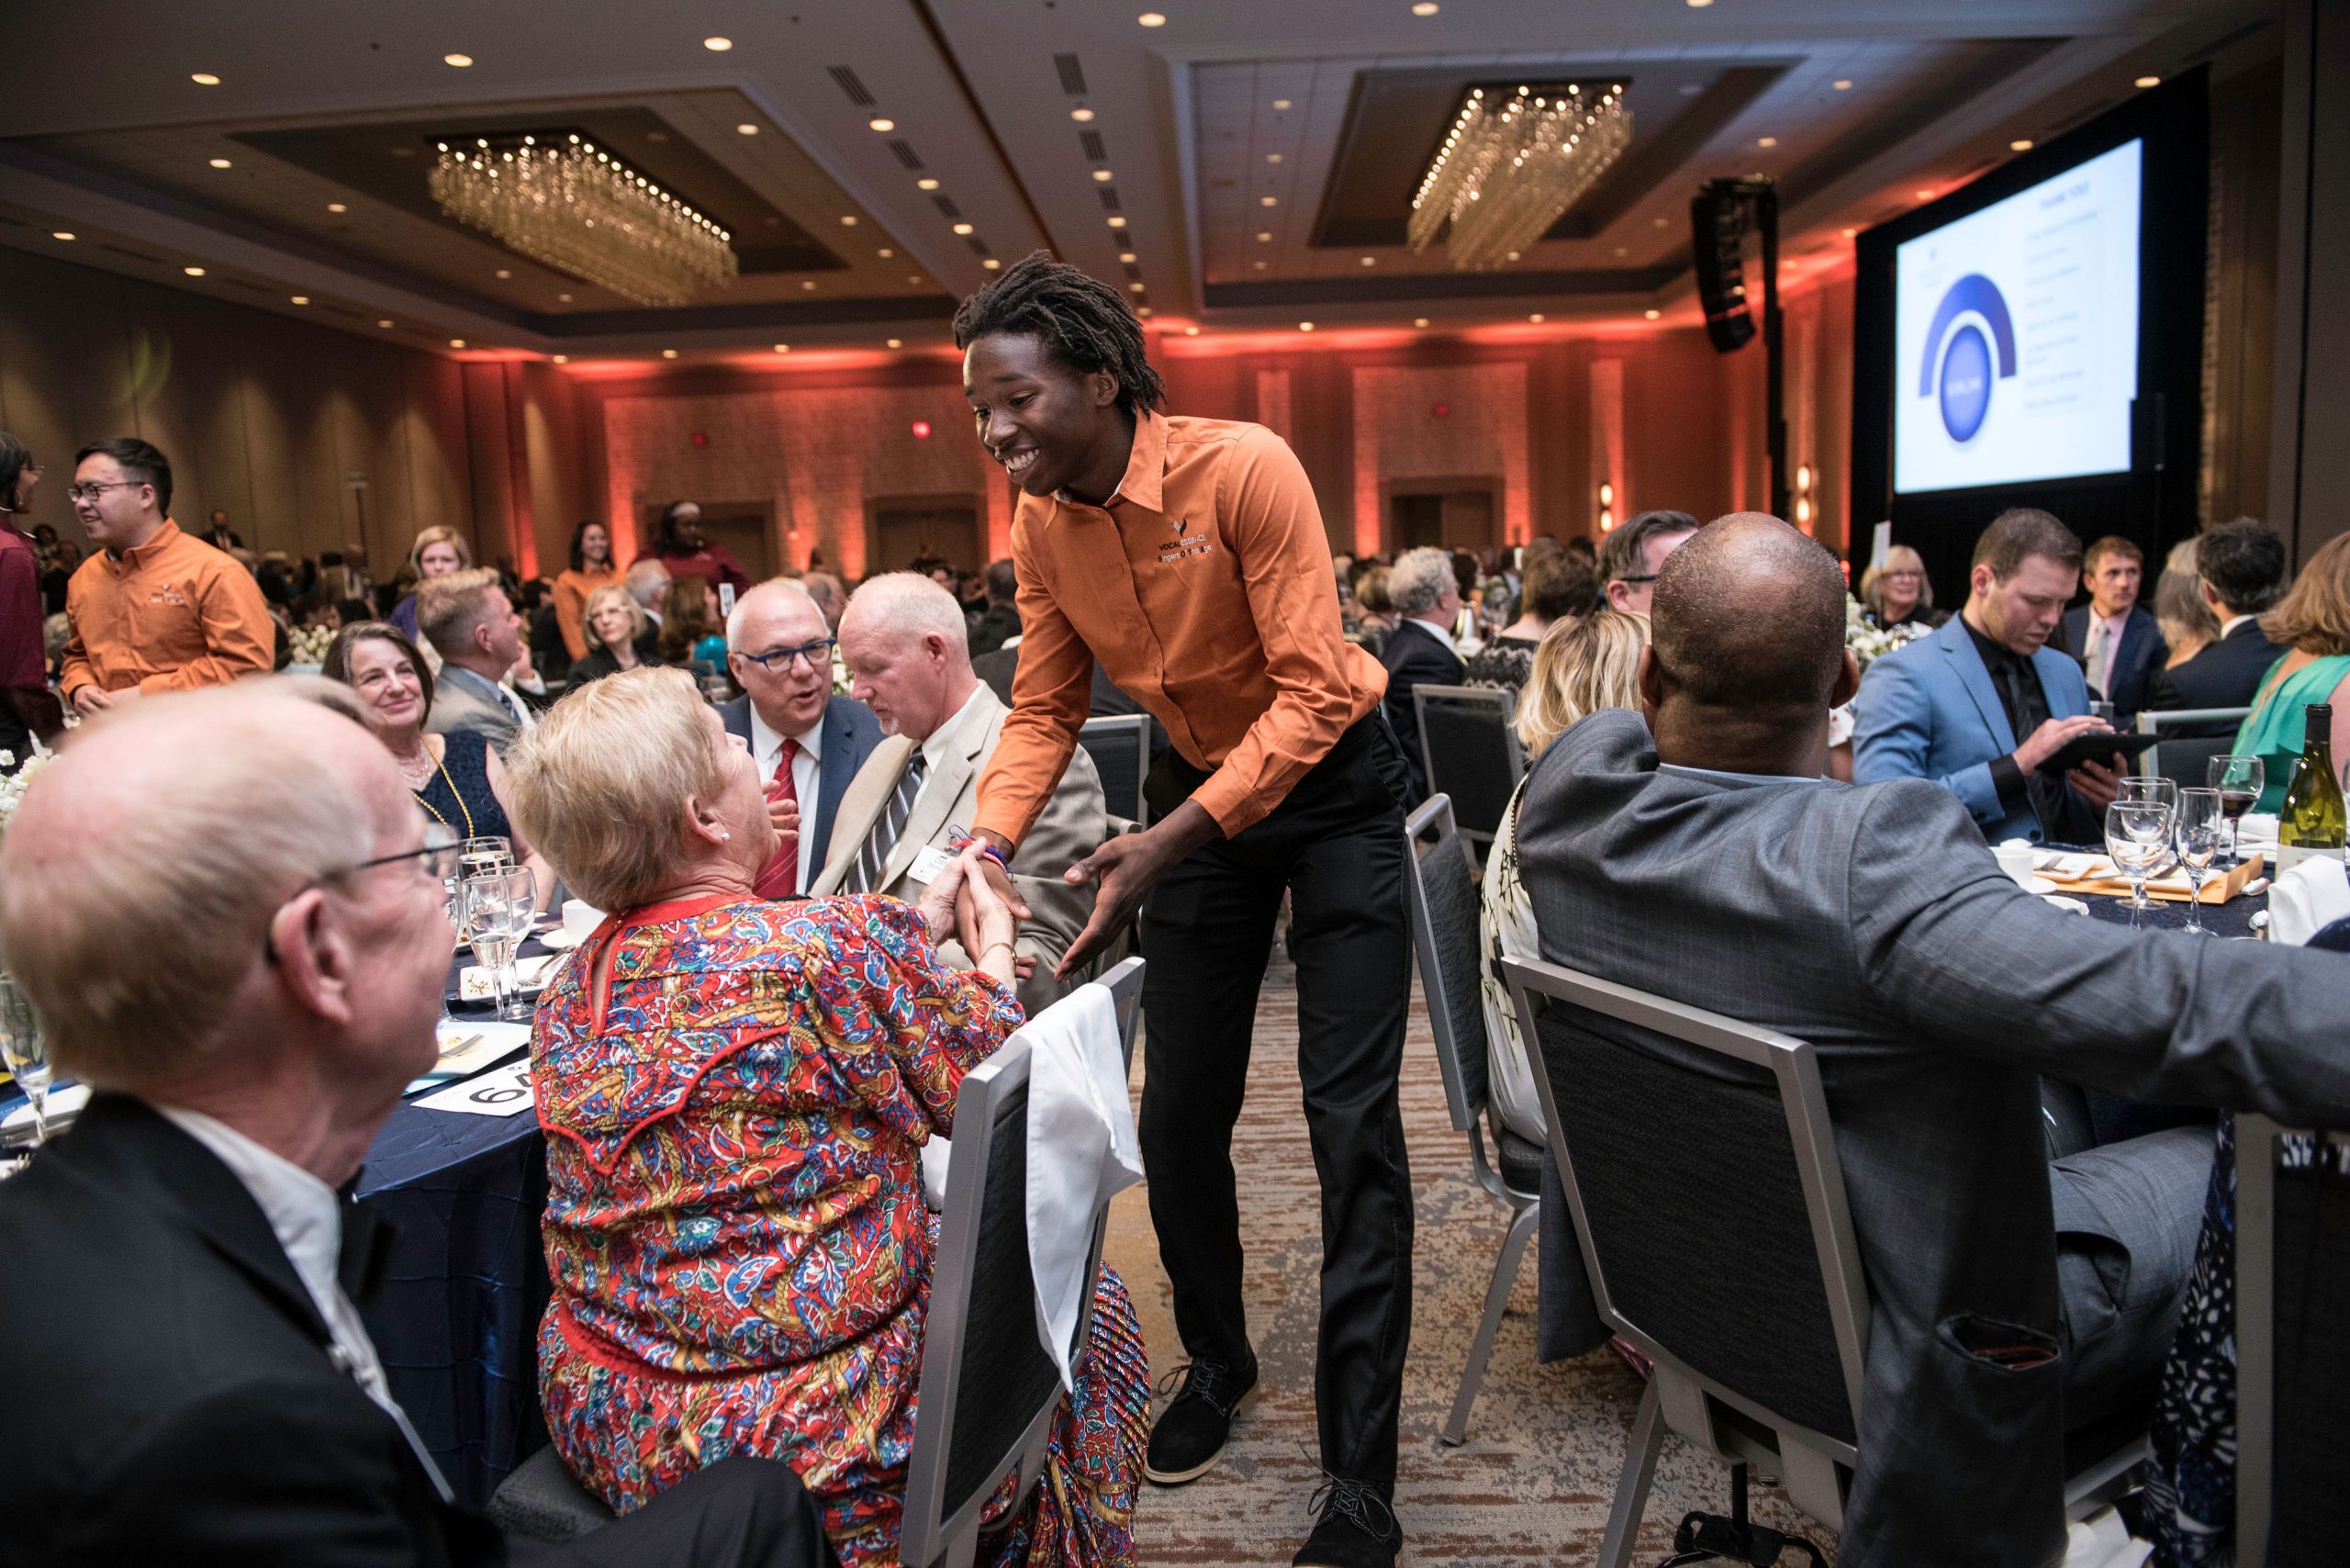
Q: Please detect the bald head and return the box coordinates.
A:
[1649,512,1851,722]
[0,687,400,1087]
[726,577,826,651]
[839,572,979,740]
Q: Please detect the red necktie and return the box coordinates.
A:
[754,737,801,900]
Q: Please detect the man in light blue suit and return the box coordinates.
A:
[1854,509,2122,844]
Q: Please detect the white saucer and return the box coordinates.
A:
[536,927,588,952]
[2025,875,2059,894]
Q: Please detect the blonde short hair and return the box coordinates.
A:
[503,667,726,911]
[1516,607,1650,756]
[406,524,472,577]
[0,688,371,1087]
[580,582,643,647]
[1858,544,1933,622]
[416,567,502,658]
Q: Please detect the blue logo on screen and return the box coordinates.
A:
[1918,274,2018,442]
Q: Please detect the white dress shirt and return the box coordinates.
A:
[1404,615,1458,653]
[2221,612,2260,639]
[2082,609,2130,697]
[751,703,825,889]
[920,683,993,776]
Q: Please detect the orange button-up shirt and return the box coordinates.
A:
[973,410,1384,847]
[59,519,274,698]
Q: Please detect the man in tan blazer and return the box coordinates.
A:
[813,572,1106,1014]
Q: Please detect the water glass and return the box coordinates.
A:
[2116,775,2178,812]
[2105,801,2173,924]
[0,973,50,1147]
[459,836,515,880]
[2208,755,2265,863]
[460,868,538,1021]
[2175,789,2227,936]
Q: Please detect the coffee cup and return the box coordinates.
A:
[1993,840,2036,888]
[560,899,605,941]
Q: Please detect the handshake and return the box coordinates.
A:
[916,842,1033,983]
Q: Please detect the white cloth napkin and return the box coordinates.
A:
[2061,1506,2151,1568]
[1022,985,1143,1390]
[2268,855,2350,946]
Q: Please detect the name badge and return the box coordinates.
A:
[908,846,956,886]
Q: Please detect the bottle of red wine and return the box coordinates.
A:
[2277,702,2346,872]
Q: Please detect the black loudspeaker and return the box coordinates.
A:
[1692,182,1756,353]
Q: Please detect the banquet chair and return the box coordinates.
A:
[2233,1114,2350,1566]
[1078,714,1151,827]
[1500,956,2146,1566]
[2133,705,2253,789]
[1412,686,1522,849]
[897,958,1144,1568]
[1401,794,1540,1445]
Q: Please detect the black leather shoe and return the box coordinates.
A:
[1143,1354,1259,1484]
[1292,1475,1402,1568]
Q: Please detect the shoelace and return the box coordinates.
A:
[1155,1358,1246,1417]
[1306,1472,1398,1544]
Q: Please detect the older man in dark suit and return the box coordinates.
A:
[0,685,832,1566]
[1513,513,2350,1566]
[1377,545,1465,801]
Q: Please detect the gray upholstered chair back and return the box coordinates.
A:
[1404,794,1490,1135]
[2133,706,2253,789]
[1078,715,1150,826]
[1413,686,1523,845]
[1502,958,1869,1462]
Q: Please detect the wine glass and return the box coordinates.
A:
[0,973,50,1147]
[460,868,537,1021]
[2175,789,2227,936]
[459,836,515,880]
[2116,774,2179,812]
[2105,801,2173,926]
[2208,755,2265,864]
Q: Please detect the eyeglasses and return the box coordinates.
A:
[1617,573,1660,586]
[734,637,836,673]
[263,823,459,965]
[65,480,137,503]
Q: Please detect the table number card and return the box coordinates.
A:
[415,1059,535,1117]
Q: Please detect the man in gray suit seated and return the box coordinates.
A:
[1513,512,2350,1567]
[418,567,537,756]
[813,571,1105,1015]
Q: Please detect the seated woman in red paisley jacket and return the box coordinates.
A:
[501,666,1149,1568]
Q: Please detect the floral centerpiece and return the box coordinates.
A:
[287,623,336,666]
[1846,595,1927,673]
[0,750,50,841]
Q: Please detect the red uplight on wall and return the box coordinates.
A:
[911,420,933,440]
[689,431,710,448]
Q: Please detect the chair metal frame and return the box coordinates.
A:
[1411,685,1523,850]
[1077,714,1152,827]
[1501,956,2141,1563]
[1402,793,1539,1444]
[896,958,1143,1568]
[2132,705,2254,782]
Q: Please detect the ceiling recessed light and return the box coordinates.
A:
[495,267,512,278]
[1266,153,1283,164]
[869,118,894,132]
[443,52,474,68]
[1360,255,1375,265]
[1756,137,1776,148]
[1272,98,1292,110]
[191,73,220,85]
[558,291,573,301]
[1686,0,1712,7]
[1615,246,1628,256]
[772,343,790,353]
[878,247,894,258]
[1138,10,1167,25]
[208,157,232,168]
[1413,317,1429,327]
[2010,138,2034,151]
[50,230,73,241]
[1916,188,1935,200]
[1413,1,1439,13]
[887,337,903,348]
[1119,250,1136,262]
[1529,312,1545,322]
[183,265,206,277]
[1505,249,1520,261]
[450,338,467,348]
[1093,168,1114,181]
[1841,226,1857,237]
[1107,216,1127,228]
[327,202,347,213]
[377,319,395,328]
[1129,281,1146,292]
[801,279,818,290]
[736,123,759,135]
[1259,196,1278,207]
[1257,230,1272,241]
[661,348,677,359]
[952,221,974,234]
[552,353,569,364]
[917,177,940,190]
[1254,260,1269,269]
[982,258,1001,269]
[1644,308,1661,319]
[1832,79,1852,90]
[1184,325,1200,335]
[1298,321,1315,332]
[840,215,858,226]
[1654,217,1671,228]
[2135,74,2161,89]
[1137,306,1152,317]
[1071,107,1096,123]
[910,273,923,282]
[703,36,733,50]
[289,295,309,305]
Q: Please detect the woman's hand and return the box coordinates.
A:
[953,846,1022,985]
[914,849,969,946]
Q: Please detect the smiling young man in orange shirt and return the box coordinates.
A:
[957,253,1414,1568]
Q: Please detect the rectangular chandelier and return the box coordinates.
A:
[429,133,739,308]
[1409,83,1632,271]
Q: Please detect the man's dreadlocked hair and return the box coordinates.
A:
[952,251,1166,416]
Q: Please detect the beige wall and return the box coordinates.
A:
[0,244,475,579]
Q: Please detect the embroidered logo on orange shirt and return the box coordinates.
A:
[1157,518,1213,565]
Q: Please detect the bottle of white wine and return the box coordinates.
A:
[2277,701,2346,873]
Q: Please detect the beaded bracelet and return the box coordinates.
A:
[947,826,1012,872]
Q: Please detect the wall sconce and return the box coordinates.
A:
[1599,508,1615,532]
[1792,462,1813,529]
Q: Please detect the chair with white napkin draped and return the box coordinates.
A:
[896,958,1144,1568]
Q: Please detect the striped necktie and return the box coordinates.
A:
[844,751,928,895]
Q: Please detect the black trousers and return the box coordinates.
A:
[509,1457,840,1567]
[1138,713,1416,1488]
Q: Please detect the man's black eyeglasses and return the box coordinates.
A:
[263,823,460,966]
[736,637,837,673]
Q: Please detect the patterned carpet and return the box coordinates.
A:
[1100,951,1840,1567]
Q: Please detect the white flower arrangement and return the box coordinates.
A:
[287,624,336,666]
[1845,596,1927,673]
[0,749,51,839]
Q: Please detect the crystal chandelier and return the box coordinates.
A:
[1409,83,1632,270]
[429,134,738,307]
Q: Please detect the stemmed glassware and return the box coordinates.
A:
[2175,789,2227,936]
[0,973,50,1147]
[2208,756,2265,865]
[2116,774,2179,812]
[459,867,539,1021]
[2105,800,2175,927]
[459,836,515,879]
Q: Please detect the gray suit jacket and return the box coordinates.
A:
[811,685,1105,1016]
[424,665,522,756]
[1516,710,2350,1567]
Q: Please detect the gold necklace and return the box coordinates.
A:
[412,750,477,838]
